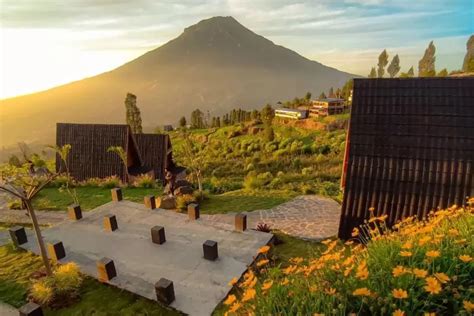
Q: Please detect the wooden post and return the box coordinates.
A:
[8,226,27,247]
[68,204,82,220]
[47,241,66,261]
[19,302,43,316]
[104,215,118,232]
[187,203,200,220]
[144,195,156,209]
[111,188,123,202]
[203,240,218,261]
[235,213,247,231]
[155,278,175,305]
[151,226,166,244]
[97,257,117,282]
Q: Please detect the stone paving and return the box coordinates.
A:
[203,195,341,240]
[0,302,17,316]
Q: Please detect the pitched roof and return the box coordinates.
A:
[133,133,171,181]
[56,123,143,182]
[338,77,474,239]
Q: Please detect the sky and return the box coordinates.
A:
[0,0,472,99]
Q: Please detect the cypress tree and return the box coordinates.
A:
[462,35,474,72]
[368,67,377,78]
[418,41,436,77]
[377,50,389,78]
[387,54,401,78]
[125,93,143,134]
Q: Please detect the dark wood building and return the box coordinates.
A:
[338,78,474,239]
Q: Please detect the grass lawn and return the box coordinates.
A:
[0,244,180,315]
[32,187,160,211]
[200,190,297,214]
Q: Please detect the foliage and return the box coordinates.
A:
[222,203,474,315]
[176,194,196,210]
[256,223,271,233]
[377,49,389,78]
[49,144,78,204]
[179,116,187,128]
[400,66,414,78]
[107,146,128,179]
[462,35,474,72]
[419,41,436,77]
[387,54,401,78]
[132,174,157,188]
[368,67,377,78]
[437,68,448,77]
[124,92,143,134]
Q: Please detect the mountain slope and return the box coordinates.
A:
[0,16,355,153]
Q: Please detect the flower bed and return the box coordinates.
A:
[223,200,474,315]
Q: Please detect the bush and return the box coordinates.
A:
[48,175,71,187]
[300,184,315,194]
[301,167,313,176]
[224,203,474,315]
[30,279,54,305]
[176,194,196,210]
[99,176,122,188]
[7,199,23,210]
[133,174,156,188]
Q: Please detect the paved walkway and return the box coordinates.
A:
[0,302,17,316]
[203,195,341,240]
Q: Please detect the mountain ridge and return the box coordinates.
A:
[0,16,356,155]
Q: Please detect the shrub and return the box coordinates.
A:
[53,262,82,295]
[301,167,313,176]
[243,172,261,190]
[133,174,156,188]
[300,184,315,194]
[99,176,122,188]
[7,199,22,210]
[48,175,70,188]
[246,163,255,171]
[292,158,302,169]
[176,194,196,210]
[30,279,54,305]
[223,203,474,315]
[257,172,273,185]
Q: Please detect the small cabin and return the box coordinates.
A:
[275,108,308,120]
[310,98,345,117]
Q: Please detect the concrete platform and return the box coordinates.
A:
[19,201,272,316]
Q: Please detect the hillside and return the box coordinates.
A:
[0,16,355,156]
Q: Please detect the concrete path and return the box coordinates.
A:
[0,302,17,316]
[203,195,341,240]
[0,209,67,226]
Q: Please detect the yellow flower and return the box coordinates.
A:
[256,259,269,267]
[400,251,412,257]
[426,250,440,258]
[258,245,270,254]
[290,257,304,264]
[345,240,354,246]
[228,302,241,313]
[455,238,467,245]
[228,277,238,286]
[283,265,297,275]
[434,272,450,284]
[224,294,236,305]
[242,288,256,302]
[356,266,369,280]
[424,313,436,316]
[309,285,318,293]
[459,254,472,262]
[353,287,372,296]
[424,277,442,294]
[281,278,289,286]
[392,309,405,316]
[392,265,406,277]
[392,288,408,299]
[321,239,332,245]
[351,228,359,237]
[325,288,336,295]
[418,236,431,246]
[376,215,388,222]
[261,280,273,291]
[448,229,459,236]
[401,242,412,249]
[463,300,474,312]
[412,268,428,278]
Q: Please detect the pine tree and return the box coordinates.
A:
[179,116,187,128]
[377,50,389,78]
[328,87,335,98]
[368,67,377,78]
[387,54,401,78]
[319,92,327,99]
[216,117,221,128]
[305,92,312,100]
[125,93,143,133]
[400,66,415,78]
[418,41,436,77]
[462,35,474,72]
[190,109,204,129]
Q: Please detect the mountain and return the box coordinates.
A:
[0,16,355,155]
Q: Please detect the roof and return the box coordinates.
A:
[314,98,344,102]
[338,77,474,239]
[133,133,171,181]
[56,123,143,182]
[275,108,306,113]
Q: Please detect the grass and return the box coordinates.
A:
[32,187,160,211]
[0,244,180,315]
[200,190,296,214]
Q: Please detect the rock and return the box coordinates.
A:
[175,180,192,189]
[156,196,176,209]
[174,186,194,196]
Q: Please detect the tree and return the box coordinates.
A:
[319,92,327,99]
[462,35,474,72]
[179,116,187,128]
[260,104,275,142]
[400,66,415,78]
[341,79,354,101]
[368,67,377,78]
[0,162,57,275]
[328,87,335,98]
[437,68,448,77]
[387,54,401,78]
[107,146,128,181]
[49,144,78,205]
[377,50,389,78]
[305,92,312,100]
[190,109,204,129]
[124,93,143,134]
[418,41,436,77]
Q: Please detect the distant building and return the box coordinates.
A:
[275,108,308,119]
[310,98,345,117]
[163,125,173,132]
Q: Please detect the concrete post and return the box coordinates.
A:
[203,240,218,261]
[111,188,123,202]
[155,278,175,305]
[97,257,117,282]
[47,241,66,261]
[68,204,82,220]
[8,226,27,247]
[19,302,43,316]
[235,213,247,231]
[187,203,200,220]
[151,226,166,244]
[104,214,118,232]
[144,195,156,210]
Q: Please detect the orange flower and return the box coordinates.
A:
[434,272,450,284]
[401,242,412,249]
[351,228,359,237]
[290,257,304,264]
[392,265,406,277]
[400,251,412,257]
[224,294,236,305]
[426,250,440,258]
[242,288,256,302]
[258,245,270,254]
[459,254,472,262]
[228,302,241,313]
[256,259,269,267]
[463,300,474,312]
[309,285,318,293]
[424,277,442,294]
[418,236,431,246]
[392,288,408,299]
[377,215,388,222]
[424,313,436,316]
[392,309,405,316]
[283,265,297,275]
[228,277,238,286]
[356,265,369,280]
[412,268,428,278]
[261,280,273,291]
[353,287,372,296]
[281,278,289,286]
[325,288,336,295]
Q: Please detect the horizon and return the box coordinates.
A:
[1,0,472,99]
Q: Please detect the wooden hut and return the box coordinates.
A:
[338,77,474,239]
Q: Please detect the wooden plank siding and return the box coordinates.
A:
[338,78,474,239]
[133,134,170,183]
